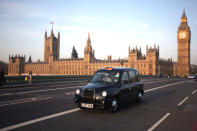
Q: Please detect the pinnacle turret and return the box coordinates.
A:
[182,9,187,18]
[50,28,54,36]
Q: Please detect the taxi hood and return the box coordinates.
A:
[84,82,118,92]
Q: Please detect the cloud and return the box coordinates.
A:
[0,0,51,20]
[52,24,164,59]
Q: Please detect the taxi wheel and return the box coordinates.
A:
[136,91,143,103]
[110,98,119,113]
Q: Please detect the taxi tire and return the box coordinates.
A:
[110,98,119,113]
[136,91,143,103]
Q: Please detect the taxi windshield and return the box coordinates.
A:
[91,70,121,83]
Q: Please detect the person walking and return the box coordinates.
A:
[29,71,32,85]
[0,70,5,86]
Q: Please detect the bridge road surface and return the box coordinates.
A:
[0,78,197,131]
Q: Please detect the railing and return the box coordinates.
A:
[1,75,93,86]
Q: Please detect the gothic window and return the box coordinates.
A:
[47,46,50,52]
[149,64,152,70]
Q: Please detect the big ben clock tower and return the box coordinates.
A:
[176,9,191,76]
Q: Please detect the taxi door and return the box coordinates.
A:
[128,70,138,100]
[119,71,130,104]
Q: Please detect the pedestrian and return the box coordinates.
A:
[0,70,5,86]
[29,71,32,85]
[168,74,170,79]
[0,71,2,86]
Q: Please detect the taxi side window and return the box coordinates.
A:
[121,71,129,83]
[128,70,136,82]
[135,71,141,82]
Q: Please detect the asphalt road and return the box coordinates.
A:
[0,78,196,131]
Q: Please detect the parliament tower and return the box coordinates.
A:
[44,28,60,63]
[174,9,191,76]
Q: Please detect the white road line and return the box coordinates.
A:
[144,80,170,84]
[16,86,84,95]
[177,97,189,106]
[0,86,84,96]
[0,97,52,107]
[147,113,170,131]
[64,92,74,95]
[0,93,14,97]
[0,97,40,104]
[192,90,197,95]
[144,80,188,93]
[0,108,80,131]
[0,81,86,91]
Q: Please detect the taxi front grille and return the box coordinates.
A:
[80,98,95,103]
[83,89,95,99]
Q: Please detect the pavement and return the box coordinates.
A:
[0,78,196,131]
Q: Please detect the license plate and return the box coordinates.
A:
[81,103,93,108]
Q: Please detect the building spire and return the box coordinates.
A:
[88,32,90,40]
[86,32,91,46]
[180,8,187,23]
[182,8,186,18]
[50,21,54,36]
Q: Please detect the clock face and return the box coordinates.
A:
[179,31,186,39]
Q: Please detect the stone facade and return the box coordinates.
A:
[8,10,191,77]
[44,29,60,63]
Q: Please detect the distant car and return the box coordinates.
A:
[74,67,144,113]
[195,75,197,81]
[188,74,195,79]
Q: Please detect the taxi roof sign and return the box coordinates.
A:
[105,67,113,70]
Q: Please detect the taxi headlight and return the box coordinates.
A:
[101,91,107,97]
[76,89,80,94]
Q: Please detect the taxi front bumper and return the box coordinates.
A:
[74,95,112,109]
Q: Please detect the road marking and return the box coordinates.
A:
[16,86,84,95]
[144,80,171,84]
[147,113,170,131]
[64,92,74,95]
[0,81,86,90]
[0,97,52,107]
[0,97,40,104]
[0,86,84,96]
[177,97,189,106]
[0,93,14,97]
[0,108,80,131]
[192,90,197,95]
[144,80,188,93]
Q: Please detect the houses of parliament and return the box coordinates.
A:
[8,10,191,77]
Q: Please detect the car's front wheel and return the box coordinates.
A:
[109,98,119,113]
[136,91,143,103]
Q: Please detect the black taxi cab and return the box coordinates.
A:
[74,67,144,113]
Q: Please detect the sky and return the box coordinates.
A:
[0,0,197,64]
